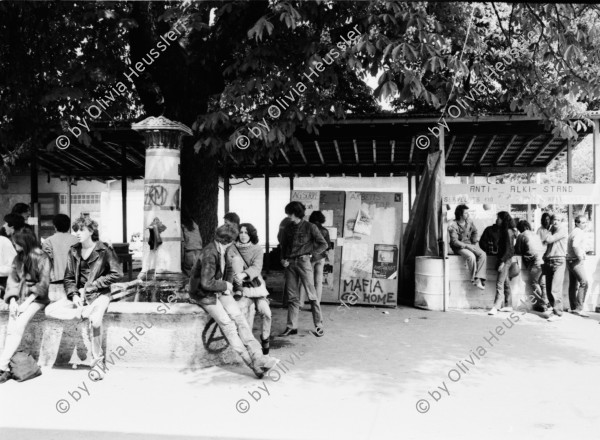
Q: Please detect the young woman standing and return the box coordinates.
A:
[0,228,51,383]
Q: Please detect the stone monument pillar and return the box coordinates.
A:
[132,116,192,281]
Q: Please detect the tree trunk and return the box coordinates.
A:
[181,142,219,245]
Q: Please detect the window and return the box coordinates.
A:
[60,194,101,205]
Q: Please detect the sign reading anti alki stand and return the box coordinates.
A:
[442,183,599,205]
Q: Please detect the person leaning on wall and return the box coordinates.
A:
[447,204,486,290]
[488,211,516,316]
[566,215,590,318]
[543,213,568,322]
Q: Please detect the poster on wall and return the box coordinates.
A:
[372,244,398,279]
[341,192,403,307]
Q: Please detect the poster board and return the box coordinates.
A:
[341,192,403,307]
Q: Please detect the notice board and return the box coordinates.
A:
[340,192,403,307]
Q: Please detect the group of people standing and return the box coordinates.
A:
[448,204,590,321]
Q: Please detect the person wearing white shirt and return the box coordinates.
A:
[0,235,17,300]
[567,215,589,317]
[41,214,78,302]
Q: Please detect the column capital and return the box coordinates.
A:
[132,116,193,150]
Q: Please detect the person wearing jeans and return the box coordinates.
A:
[543,214,568,321]
[226,222,272,354]
[0,228,51,384]
[515,220,549,315]
[279,202,328,337]
[489,212,516,315]
[189,224,278,378]
[567,215,589,317]
[308,211,331,304]
[45,217,122,380]
[42,214,78,303]
[448,205,486,290]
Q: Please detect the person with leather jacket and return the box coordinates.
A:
[45,216,122,380]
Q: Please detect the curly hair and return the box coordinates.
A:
[72,216,99,241]
[238,223,259,244]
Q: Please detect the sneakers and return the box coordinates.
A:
[90,357,106,381]
[254,356,279,374]
[0,369,11,384]
[547,314,561,322]
[573,310,590,318]
[260,337,270,355]
[312,326,324,337]
[279,328,298,337]
[473,279,485,290]
[488,308,498,315]
[499,306,513,312]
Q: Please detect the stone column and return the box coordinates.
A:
[132,116,192,280]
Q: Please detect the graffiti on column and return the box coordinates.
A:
[145,185,168,206]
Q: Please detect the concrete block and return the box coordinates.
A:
[0,302,239,369]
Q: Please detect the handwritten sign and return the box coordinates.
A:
[442,184,599,205]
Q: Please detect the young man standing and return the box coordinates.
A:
[567,215,589,317]
[515,220,549,316]
[279,202,328,337]
[448,205,486,290]
[543,214,568,321]
[42,214,78,302]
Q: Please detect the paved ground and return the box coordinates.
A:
[1,304,600,440]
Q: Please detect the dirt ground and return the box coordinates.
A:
[1,304,600,440]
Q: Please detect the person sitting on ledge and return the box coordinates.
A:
[189,223,279,378]
[448,204,486,290]
[45,216,123,380]
[0,228,51,384]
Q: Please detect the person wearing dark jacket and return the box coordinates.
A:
[0,228,51,383]
[515,220,549,315]
[479,223,500,255]
[488,212,516,315]
[45,217,122,380]
[189,224,279,378]
[308,211,331,304]
[279,202,328,337]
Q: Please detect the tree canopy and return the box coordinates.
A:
[1,1,599,237]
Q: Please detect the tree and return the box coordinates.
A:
[1,1,599,241]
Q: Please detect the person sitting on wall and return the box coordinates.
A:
[515,220,550,316]
[543,213,568,321]
[189,224,279,378]
[479,222,500,256]
[279,201,328,337]
[226,222,272,354]
[0,228,51,384]
[42,214,79,303]
[0,224,17,301]
[448,204,486,290]
[488,212,516,315]
[45,217,123,380]
[567,215,589,317]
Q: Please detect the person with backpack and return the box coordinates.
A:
[0,228,51,384]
